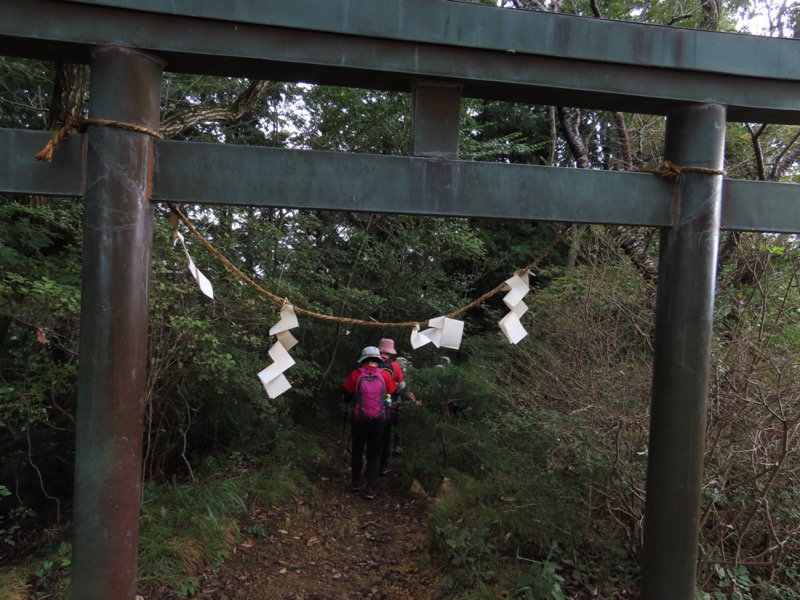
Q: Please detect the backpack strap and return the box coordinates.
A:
[380,360,396,381]
[381,360,405,409]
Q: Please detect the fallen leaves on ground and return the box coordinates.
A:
[144,440,440,599]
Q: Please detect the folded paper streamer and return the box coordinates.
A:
[498,271,531,344]
[258,303,299,399]
[410,324,429,349]
[410,316,464,350]
[268,302,299,351]
[172,230,214,299]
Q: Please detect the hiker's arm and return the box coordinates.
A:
[393,362,405,385]
[342,371,358,398]
[382,371,398,395]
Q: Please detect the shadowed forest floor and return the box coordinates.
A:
[142,438,441,600]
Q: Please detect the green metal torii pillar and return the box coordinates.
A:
[70,46,163,599]
[642,103,726,597]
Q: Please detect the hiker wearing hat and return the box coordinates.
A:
[342,346,398,500]
[377,338,406,476]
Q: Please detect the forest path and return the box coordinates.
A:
[187,437,441,599]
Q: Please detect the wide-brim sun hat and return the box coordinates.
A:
[358,346,382,363]
[378,338,397,355]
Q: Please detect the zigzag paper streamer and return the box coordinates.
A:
[410,324,431,349]
[172,230,214,300]
[258,303,299,399]
[498,271,531,344]
[410,316,464,350]
[268,302,299,350]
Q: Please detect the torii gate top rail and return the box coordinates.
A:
[2,0,800,123]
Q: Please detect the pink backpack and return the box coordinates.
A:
[352,367,387,422]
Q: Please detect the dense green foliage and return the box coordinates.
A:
[1,0,799,597]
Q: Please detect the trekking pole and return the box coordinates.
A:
[399,406,405,458]
[342,426,352,473]
[342,400,352,472]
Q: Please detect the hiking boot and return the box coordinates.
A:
[393,445,403,456]
[380,467,391,476]
[365,487,377,500]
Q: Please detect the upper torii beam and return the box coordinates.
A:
[1,0,799,122]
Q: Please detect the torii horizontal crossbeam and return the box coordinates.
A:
[3,128,797,233]
[1,0,800,123]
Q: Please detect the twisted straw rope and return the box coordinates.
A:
[34,116,163,162]
[636,160,725,181]
[169,202,570,329]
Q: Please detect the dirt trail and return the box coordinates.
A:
[185,444,441,599]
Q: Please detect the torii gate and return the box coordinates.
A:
[1,1,799,598]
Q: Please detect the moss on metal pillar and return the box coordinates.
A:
[71,46,163,599]
[641,104,726,599]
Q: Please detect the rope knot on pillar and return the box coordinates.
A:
[638,160,726,181]
[34,115,163,163]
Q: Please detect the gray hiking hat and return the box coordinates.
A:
[358,346,382,363]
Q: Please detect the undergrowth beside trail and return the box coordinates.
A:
[137,465,312,595]
[4,429,320,599]
[137,431,319,597]
[400,347,640,599]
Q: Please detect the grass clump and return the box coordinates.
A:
[0,569,29,600]
[138,477,245,591]
[137,440,315,594]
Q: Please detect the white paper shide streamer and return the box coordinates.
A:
[498,270,531,344]
[410,316,464,350]
[258,303,299,399]
[172,230,214,299]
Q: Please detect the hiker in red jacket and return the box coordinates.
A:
[377,338,405,476]
[343,346,398,500]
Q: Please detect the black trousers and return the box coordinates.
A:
[351,418,386,490]
[380,408,400,471]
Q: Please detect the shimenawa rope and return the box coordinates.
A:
[169,203,571,329]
